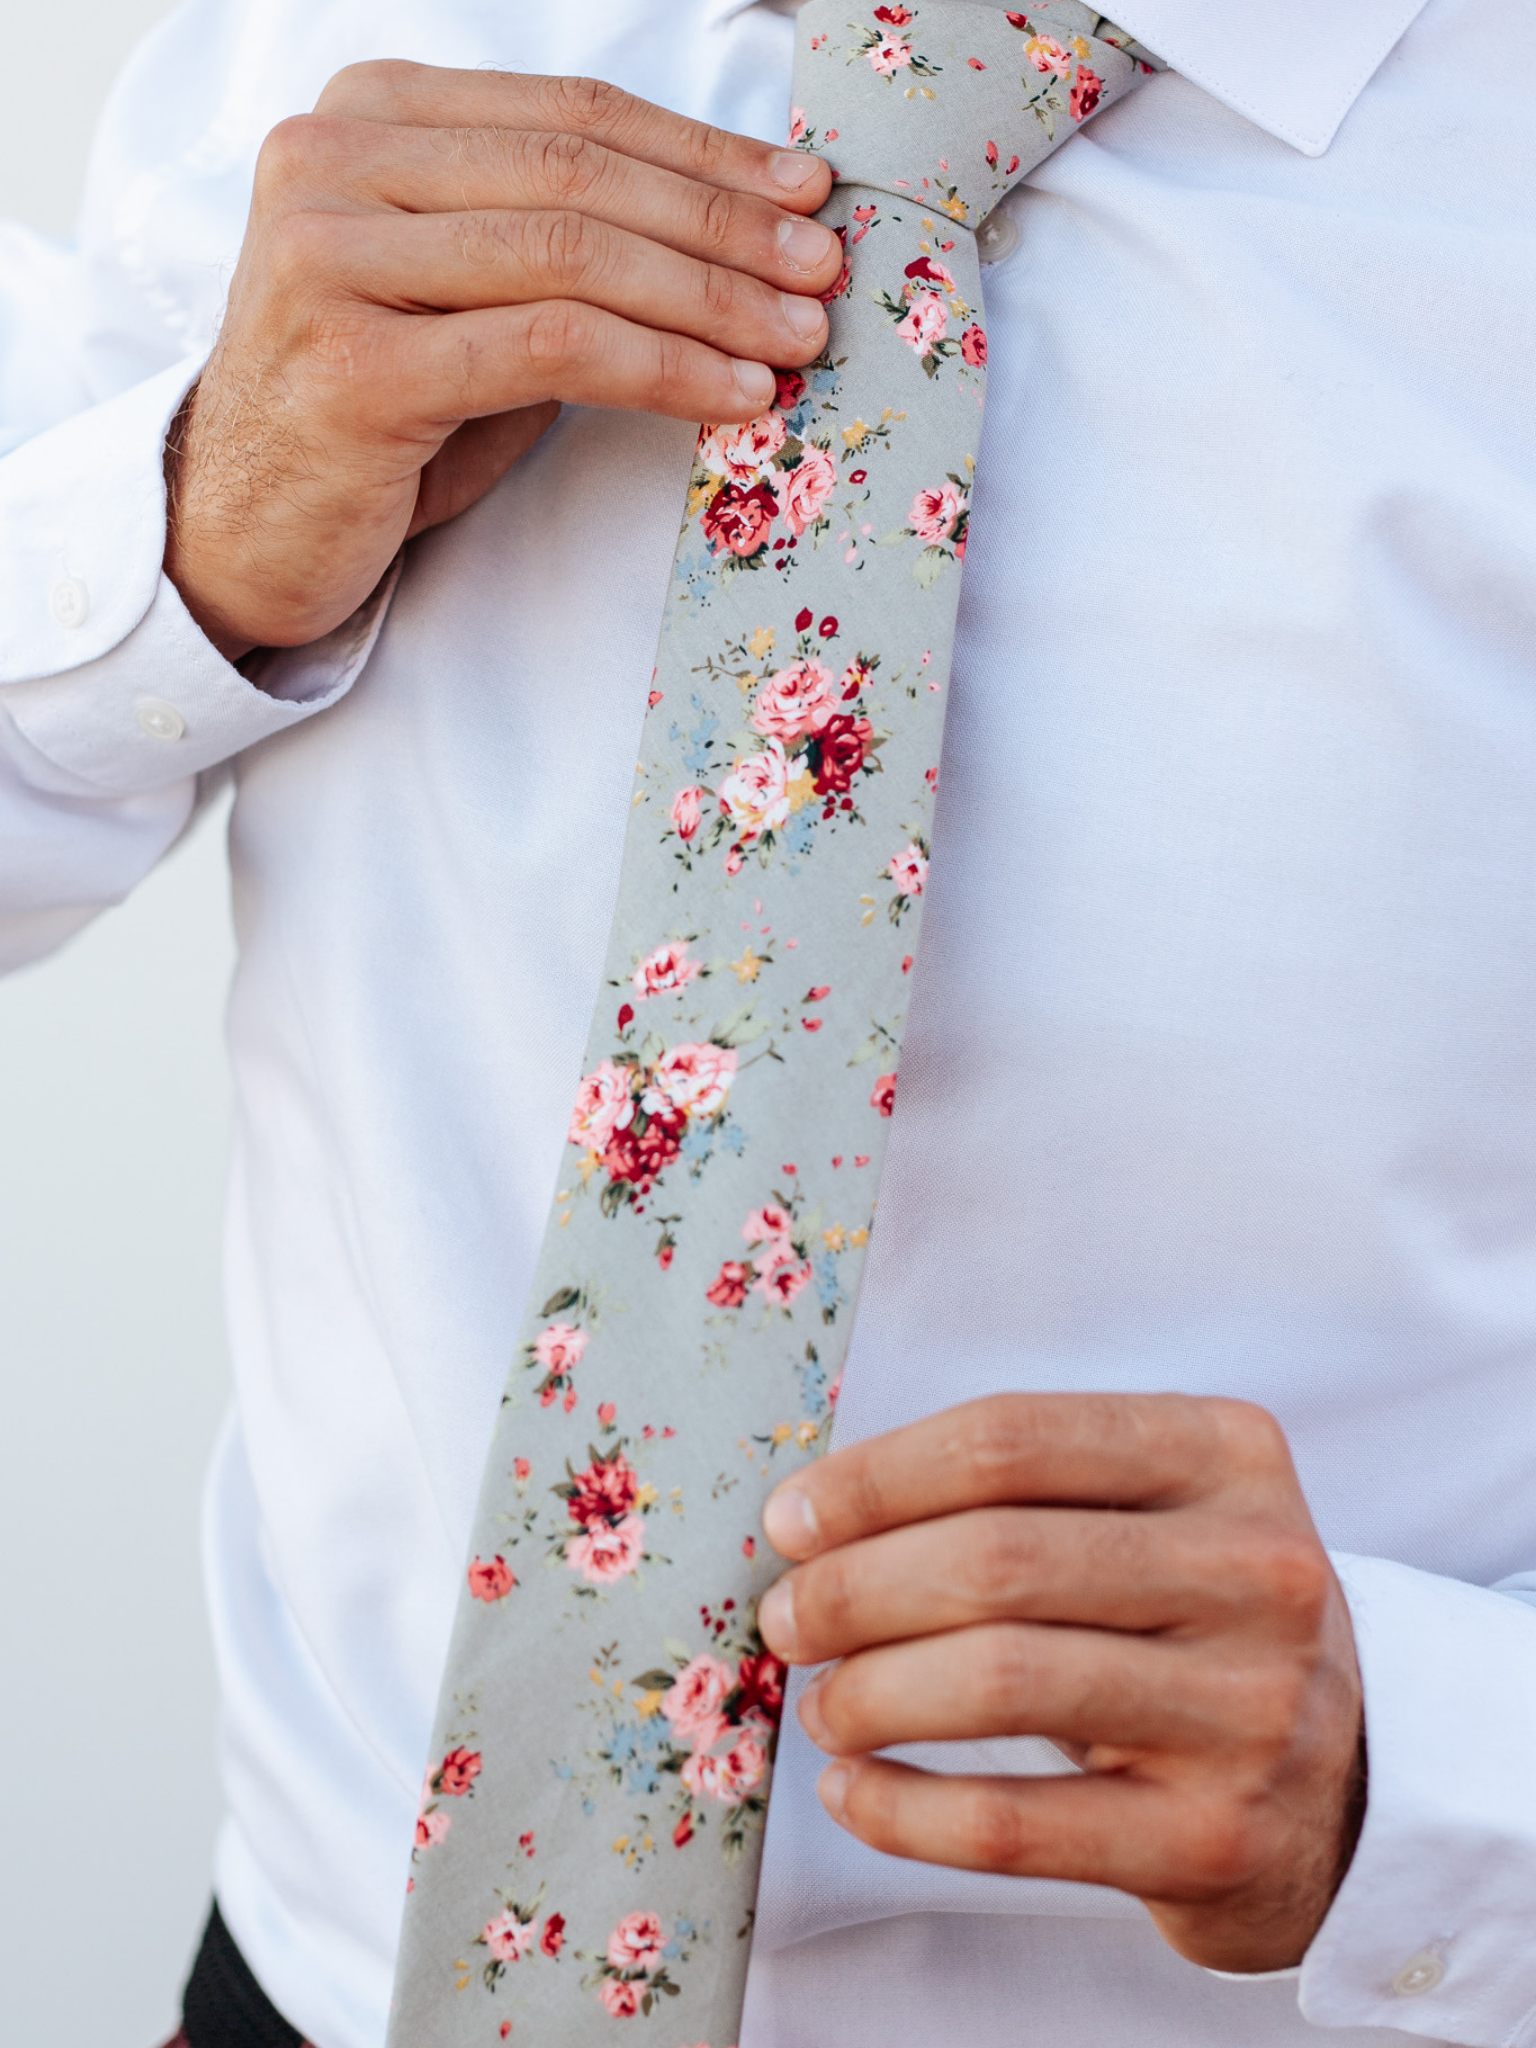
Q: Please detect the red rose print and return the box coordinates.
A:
[811,713,873,795]
[986,139,999,167]
[567,1450,640,1530]
[736,1650,788,1721]
[701,480,777,559]
[774,367,806,412]
[437,1747,482,1797]
[1071,67,1103,120]
[673,1810,695,1848]
[602,1105,686,1193]
[617,1002,634,1032]
[795,607,814,632]
[468,1555,515,1602]
[513,1456,531,1481]
[706,1259,751,1308]
[819,226,852,304]
[540,1913,566,1958]
[960,323,988,367]
[873,3,912,21]
[870,1071,897,1118]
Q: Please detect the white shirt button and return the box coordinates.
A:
[135,698,187,743]
[976,207,1021,266]
[49,576,90,629]
[1391,1952,1445,1998]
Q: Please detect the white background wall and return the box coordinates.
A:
[0,5,233,2041]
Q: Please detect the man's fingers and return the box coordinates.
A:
[309,207,828,365]
[411,299,776,428]
[757,1503,1331,1660]
[815,1756,1267,1906]
[763,1394,1301,1559]
[797,1622,1265,1756]
[315,61,832,212]
[259,116,843,293]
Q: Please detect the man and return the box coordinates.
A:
[3,0,1535,2043]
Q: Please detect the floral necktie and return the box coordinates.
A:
[388,7,1158,2043]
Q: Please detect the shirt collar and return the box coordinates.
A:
[707,0,1432,158]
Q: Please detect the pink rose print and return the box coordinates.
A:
[644,1041,737,1121]
[840,657,876,700]
[514,1456,531,1482]
[698,411,787,486]
[1025,33,1073,73]
[871,1071,898,1118]
[750,659,838,741]
[631,939,701,1000]
[775,444,838,538]
[566,1512,646,1584]
[437,1747,482,1797]
[662,1652,734,1741]
[598,1978,642,2018]
[718,739,791,843]
[706,1259,751,1308]
[468,1554,516,1602]
[909,481,965,546]
[415,1808,451,1850]
[960,323,988,366]
[568,1060,634,1154]
[755,1254,813,1306]
[701,480,777,559]
[534,1322,588,1376]
[906,255,956,292]
[886,843,929,896]
[787,105,808,146]
[743,1203,793,1246]
[722,1729,770,1797]
[483,1911,536,1964]
[670,786,705,843]
[868,33,914,74]
[607,1911,667,1977]
[895,292,949,359]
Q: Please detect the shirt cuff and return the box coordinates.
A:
[1298,1552,1536,2046]
[0,356,396,794]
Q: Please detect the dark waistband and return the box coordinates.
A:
[182,1904,308,2048]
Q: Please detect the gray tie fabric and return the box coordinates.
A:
[388,7,1158,2042]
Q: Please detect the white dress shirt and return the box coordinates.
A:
[5,2,1536,2045]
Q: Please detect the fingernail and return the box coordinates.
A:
[778,215,837,271]
[763,1482,819,1556]
[781,292,826,342]
[757,1576,797,1656]
[731,359,777,410]
[819,1759,853,1822]
[770,149,820,192]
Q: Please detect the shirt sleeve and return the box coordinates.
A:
[0,3,390,977]
[1297,1553,1536,2046]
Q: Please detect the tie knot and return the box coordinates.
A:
[791,1,1154,226]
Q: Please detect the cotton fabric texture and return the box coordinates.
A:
[4,2,1536,2046]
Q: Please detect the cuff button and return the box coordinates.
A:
[135,698,187,743]
[1391,1952,1445,1999]
[50,577,90,629]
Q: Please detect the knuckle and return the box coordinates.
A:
[973,1627,1033,1722]
[1212,1397,1290,1469]
[1174,1799,1268,1895]
[547,72,626,134]
[256,115,327,196]
[520,297,590,371]
[534,128,602,204]
[1241,1526,1331,1630]
[263,207,345,299]
[965,1513,1033,1608]
[965,1785,1030,1870]
[699,258,741,326]
[651,328,694,400]
[695,181,740,258]
[803,1551,858,1643]
[687,120,733,179]
[811,1664,865,1750]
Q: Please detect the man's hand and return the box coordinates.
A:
[164,65,839,658]
[759,1394,1365,1974]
